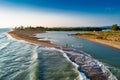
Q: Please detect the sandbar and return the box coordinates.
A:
[71,35,120,50]
[8,30,58,47]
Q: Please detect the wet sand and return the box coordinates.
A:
[72,35,120,50]
[8,30,58,47]
[8,29,120,50]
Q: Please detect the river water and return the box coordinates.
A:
[36,31,120,79]
[0,29,120,80]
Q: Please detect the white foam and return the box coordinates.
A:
[63,48,118,80]
[100,62,118,80]
[0,33,6,38]
[5,33,14,39]
[31,46,38,62]
[38,38,49,41]
[0,42,9,50]
[6,33,38,46]
[38,47,60,51]
[63,52,90,80]
[93,59,118,80]
[37,47,88,80]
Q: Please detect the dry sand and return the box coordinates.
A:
[72,35,120,50]
[8,30,58,47]
[8,30,120,50]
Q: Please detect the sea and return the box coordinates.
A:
[0,28,120,80]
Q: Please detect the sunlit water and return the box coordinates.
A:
[0,29,85,80]
[0,29,120,80]
[36,31,120,79]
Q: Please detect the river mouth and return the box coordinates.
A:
[0,33,82,80]
[35,31,120,79]
[0,29,120,80]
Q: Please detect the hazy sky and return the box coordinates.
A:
[0,0,120,28]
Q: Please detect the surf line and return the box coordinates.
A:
[54,47,90,80]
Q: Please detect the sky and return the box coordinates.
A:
[0,0,120,28]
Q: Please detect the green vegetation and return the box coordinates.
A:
[14,26,46,31]
[13,24,120,31]
[46,27,102,31]
[72,24,120,41]
[73,31,120,42]
[75,32,95,35]
[14,26,102,31]
[111,24,120,31]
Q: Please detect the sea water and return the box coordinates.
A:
[0,29,119,80]
[0,29,84,80]
[36,31,120,80]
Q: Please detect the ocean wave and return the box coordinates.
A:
[36,47,82,80]
[0,42,10,50]
[0,32,118,80]
[63,52,90,80]
[62,48,118,80]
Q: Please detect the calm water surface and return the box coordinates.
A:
[36,31,120,79]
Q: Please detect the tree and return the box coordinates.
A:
[111,24,119,30]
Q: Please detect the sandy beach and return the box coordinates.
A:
[8,30,58,47]
[72,35,120,50]
[8,29,120,50]
[7,29,120,80]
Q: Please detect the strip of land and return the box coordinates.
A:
[7,28,113,80]
[8,30,58,47]
[8,26,102,47]
[71,31,120,50]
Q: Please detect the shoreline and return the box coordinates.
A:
[72,35,120,50]
[8,30,59,47]
[7,30,116,80]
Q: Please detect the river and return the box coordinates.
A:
[36,31,120,79]
[0,29,120,80]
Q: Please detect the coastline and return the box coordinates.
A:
[8,30,58,47]
[72,35,120,50]
[8,30,120,50]
[7,30,117,80]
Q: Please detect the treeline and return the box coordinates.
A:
[14,26,46,32]
[111,24,120,31]
[14,26,102,31]
[46,27,102,31]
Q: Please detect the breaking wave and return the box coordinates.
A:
[0,32,119,80]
